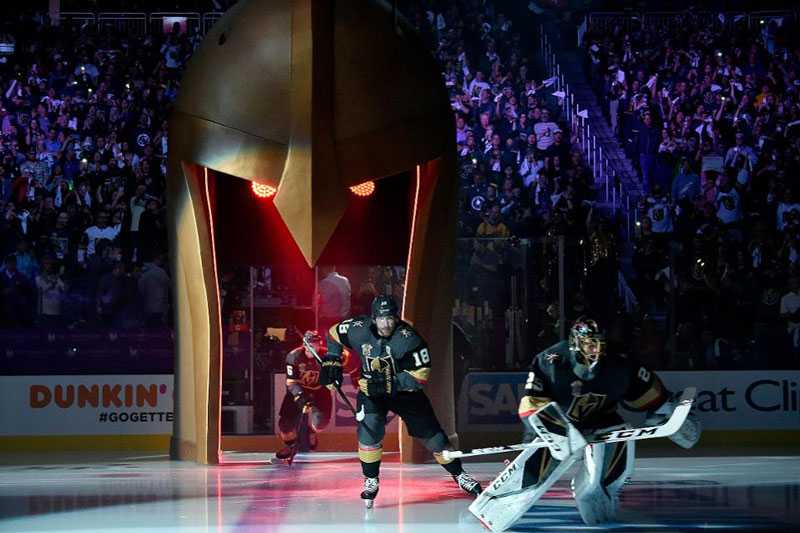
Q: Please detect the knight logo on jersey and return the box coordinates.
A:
[566,392,607,421]
[299,369,320,387]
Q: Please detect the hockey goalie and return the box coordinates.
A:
[470,316,701,531]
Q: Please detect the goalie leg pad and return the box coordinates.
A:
[570,431,635,526]
[469,445,580,531]
[470,403,587,531]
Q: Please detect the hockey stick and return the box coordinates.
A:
[302,334,365,422]
[444,387,696,460]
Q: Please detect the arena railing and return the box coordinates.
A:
[60,11,223,36]
[585,9,795,35]
[97,12,148,35]
[58,11,96,28]
[539,25,637,241]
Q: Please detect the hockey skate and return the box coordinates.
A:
[361,477,379,509]
[270,444,298,465]
[454,472,482,497]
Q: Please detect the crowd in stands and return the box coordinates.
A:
[584,11,800,369]
[5,2,797,371]
[406,2,600,243]
[0,13,182,329]
[401,0,626,369]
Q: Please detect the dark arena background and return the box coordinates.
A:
[0,1,799,531]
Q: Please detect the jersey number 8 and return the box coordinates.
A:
[412,348,430,366]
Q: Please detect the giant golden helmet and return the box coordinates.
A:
[168,0,457,464]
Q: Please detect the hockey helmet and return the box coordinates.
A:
[371,295,399,337]
[371,295,399,318]
[302,330,324,354]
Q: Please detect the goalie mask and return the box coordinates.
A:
[568,317,606,380]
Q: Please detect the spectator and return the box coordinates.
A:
[0,254,33,327]
[95,261,127,326]
[533,108,558,151]
[636,112,660,193]
[780,277,800,356]
[138,253,170,327]
[35,254,66,327]
[645,187,673,235]
[672,157,700,203]
[476,204,510,239]
[316,264,351,334]
[84,211,120,256]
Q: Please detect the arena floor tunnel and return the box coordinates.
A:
[167,0,458,465]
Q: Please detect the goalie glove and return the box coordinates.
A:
[645,394,701,449]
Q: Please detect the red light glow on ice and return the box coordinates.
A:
[349,181,375,197]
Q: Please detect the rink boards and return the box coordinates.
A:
[457,371,800,432]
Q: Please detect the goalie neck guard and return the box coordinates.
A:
[568,317,606,380]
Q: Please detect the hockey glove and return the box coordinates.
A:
[320,358,343,389]
[358,372,394,397]
[293,391,311,407]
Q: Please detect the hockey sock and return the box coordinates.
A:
[434,452,463,476]
[359,443,383,478]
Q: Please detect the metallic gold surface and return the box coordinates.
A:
[169,0,455,465]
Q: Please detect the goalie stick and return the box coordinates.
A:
[444,386,696,460]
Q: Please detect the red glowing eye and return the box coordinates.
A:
[251,181,276,198]
[349,181,375,197]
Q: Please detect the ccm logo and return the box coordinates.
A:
[595,427,658,441]
[491,462,519,490]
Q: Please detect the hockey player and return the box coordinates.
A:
[508,316,701,526]
[320,294,482,507]
[275,331,332,461]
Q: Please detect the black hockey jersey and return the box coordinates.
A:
[285,346,322,396]
[326,316,430,392]
[519,340,668,429]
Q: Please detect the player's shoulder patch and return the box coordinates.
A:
[543,351,561,364]
[395,321,423,347]
[536,345,564,365]
[340,316,368,340]
[396,321,419,338]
